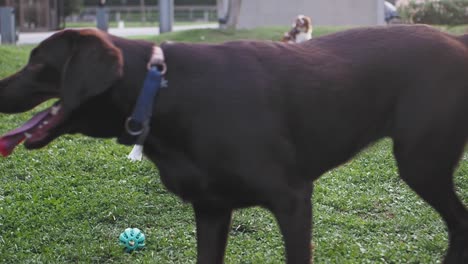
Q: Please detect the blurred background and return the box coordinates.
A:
[0,0,467,33]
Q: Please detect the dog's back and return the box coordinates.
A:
[160,25,468,176]
[290,25,468,169]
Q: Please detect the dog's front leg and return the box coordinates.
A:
[270,183,313,264]
[193,203,232,264]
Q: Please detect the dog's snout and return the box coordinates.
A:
[0,68,50,113]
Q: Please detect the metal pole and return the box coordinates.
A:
[377,0,386,25]
[96,0,109,32]
[140,0,146,24]
[0,7,16,44]
[159,0,174,33]
[217,0,229,29]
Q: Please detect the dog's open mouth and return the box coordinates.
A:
[0,102,64,157]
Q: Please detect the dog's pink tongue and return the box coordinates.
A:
[0,134,25,157]
[0,109,49,157]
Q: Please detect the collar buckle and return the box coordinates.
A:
[147,46,167,74]
[125,117,146,136]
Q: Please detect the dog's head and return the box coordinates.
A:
[294,15,312,34]
[282,15,313,43]
[0,29,126,155]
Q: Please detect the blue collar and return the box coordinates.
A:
[125,66,167,144]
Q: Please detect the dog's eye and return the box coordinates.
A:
[28,48,43,65]
[27,63,44,71]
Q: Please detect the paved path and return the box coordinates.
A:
[17,24,217,45]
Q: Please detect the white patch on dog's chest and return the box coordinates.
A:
[295,32,312,43]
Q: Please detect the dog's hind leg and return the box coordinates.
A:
[269,183,313,264]
[393,137,468,264]
[193,204,232,264]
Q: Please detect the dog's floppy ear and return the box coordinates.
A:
[61,30,123,113]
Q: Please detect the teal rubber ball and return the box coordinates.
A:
[119,228,145,252]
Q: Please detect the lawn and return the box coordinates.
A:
[65,21,216,29]
[0,26,467,263]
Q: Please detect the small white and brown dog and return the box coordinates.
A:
[282,15,313,44]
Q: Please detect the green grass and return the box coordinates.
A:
[0,26,467,263]
[435,24,468,35]
[125,24,468,45]
[0,46,31,74]
[133,26,352,43]
[65,21,216,29]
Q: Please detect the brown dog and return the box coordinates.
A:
[0,25,467,263]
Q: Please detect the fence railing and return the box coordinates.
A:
[69,5,218,24]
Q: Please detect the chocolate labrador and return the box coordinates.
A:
[0,25,467,263]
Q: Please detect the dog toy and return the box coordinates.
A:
[119,228,145,252]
